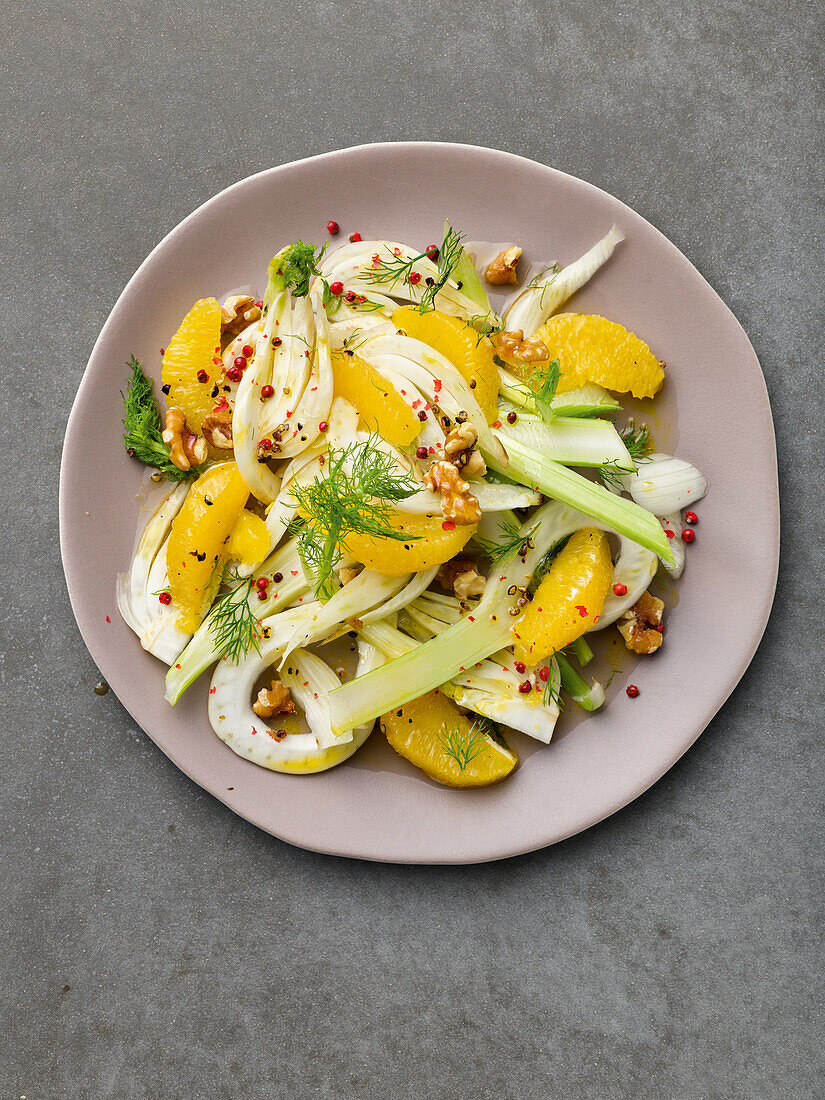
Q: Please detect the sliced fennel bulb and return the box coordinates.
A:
[622,453,708,516]
[497,370,620,419]
[504,225,625,335]
[486,434,675,564]
[117,484,191,664]
[209,642,380,773]
[494,417,634,470]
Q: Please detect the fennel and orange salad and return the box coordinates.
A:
[117,221,707,787]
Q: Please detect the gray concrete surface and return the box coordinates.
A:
[2,0,823,1096]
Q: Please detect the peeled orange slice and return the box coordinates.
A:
[528,313,664,399]
[380,691,516,787]
[227,509,269,568]
[166,462,250,632]
[162,298,223,433]
[513,527,613,666]
[332,350,421,446]
[392,306,499,423]
[343,512,475,575]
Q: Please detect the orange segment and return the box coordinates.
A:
[343,512,475,575]
[162,298,223,433]
[380,691,516,787]
[527,313,664,399]
[166,462,250,632]
[332,350,421,447]
[392,306,499,423]
[227,509,269,568]
[513,527,613,667]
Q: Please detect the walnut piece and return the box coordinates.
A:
[162,407,207,471]
[438,558,486,600]
[252,680,295,719]
[220,294,262,340]
[492,329,551,363]
[443,422,487,476]
[485,246,523,286]
[424,461,481,525]
[201,411,233,449]
[617,591,665,654]
[338,566,361,586]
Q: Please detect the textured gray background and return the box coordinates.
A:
[2,0,823,1097]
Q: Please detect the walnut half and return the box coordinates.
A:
[485,246,523,286]
[617,591,664,654]
[443,422,486,476]
[201,411,233,449]
[162,407,207,471]
[492,329,551,364]
[424,461,481,525]
[220,294,261,340]
[252,680,295,719]
[438,558,486,600]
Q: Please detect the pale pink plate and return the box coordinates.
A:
[60,142,779,863]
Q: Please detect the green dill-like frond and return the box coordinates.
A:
[418,224,465,313]
[267,241,326,301]
[600,420,653,490]
[543,660,563,709]
[289,439,421,598]
[476,518,539,567]
[121,356,197,482]
[350,296,387,314]
[360,246,422,289]
[526,262,561,307]
[208,572,264,664]
[438,720,490,771]
[528,358,561,421]
[619,421,653,461]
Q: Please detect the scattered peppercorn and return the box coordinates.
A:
[426,244,439,261]
[684,510,698,525]
[506,410,518,424]
[159,592,172,606]
[273,572,283,583]
[416,446,428,459]
[241,344,254,358]
[612,582,628,596]
[514,660,526,674]
[261,384,274,399]
[681,528,696,543]
[538,666,550,682]
[349,231,362,242]
[417,410,427,421]
[329,280,344,295]
[319,421,329,433]
[518,680,532,694]
[233,356,247,370]
[626,684,640,698]
[409,271,422,285]
[197,370,208,383]
[326,220,339,234]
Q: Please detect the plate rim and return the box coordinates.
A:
[59,141,780,863]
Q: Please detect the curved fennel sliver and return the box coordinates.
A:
[620,453,708,517]
[116,483,191,664]
[503,224,625,336]
[320,240,496,323]
[209,641,381,773]
[232,290,285,503]
[362,333,508,464]
[279,569,412,661]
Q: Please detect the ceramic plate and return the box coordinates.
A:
[60,142,779,863]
